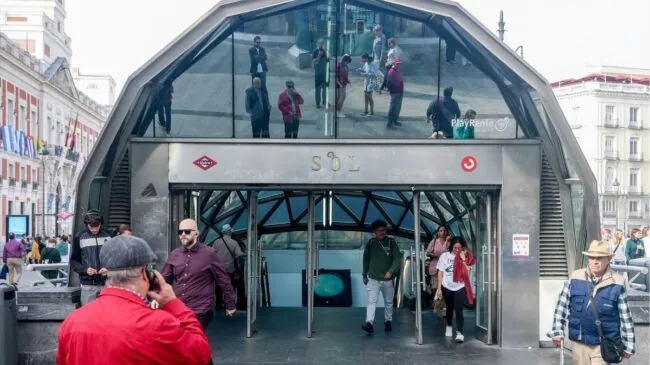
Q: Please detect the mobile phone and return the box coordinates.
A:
[145,264,159,291]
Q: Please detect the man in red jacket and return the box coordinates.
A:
[277,80,304,138]
[56,235,212,365]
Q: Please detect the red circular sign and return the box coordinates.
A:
[461,156,477,172]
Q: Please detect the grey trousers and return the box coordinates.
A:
[388,93,403,124]
[80,284,102,305]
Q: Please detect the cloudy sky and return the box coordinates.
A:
[65,0,649,93]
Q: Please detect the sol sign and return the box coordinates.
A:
[461,156,477,172]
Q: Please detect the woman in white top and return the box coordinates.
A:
[380,38,402,92]
[435,236,475,343]
[359,53,377,116]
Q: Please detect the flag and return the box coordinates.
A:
[68,112,79,152]
[35,138,42,153]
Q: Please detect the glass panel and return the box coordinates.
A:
[336,3,438,138]
[438,18,519,139]
[232,0,335,139]
[364,202,384,224]
[476,195,488,330]
[146,36,234,138]
[266,200,291,225]
[332,200,355,224]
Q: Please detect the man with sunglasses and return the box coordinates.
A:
[162,219,236,335]
[70,210,112,305]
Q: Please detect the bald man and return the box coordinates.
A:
[162,219,236,335]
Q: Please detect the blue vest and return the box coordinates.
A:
[568,278,623,345]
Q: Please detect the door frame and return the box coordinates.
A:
[169,185,501,344]
[474,191,500,345]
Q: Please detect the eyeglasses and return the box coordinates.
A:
[178,229,195,236]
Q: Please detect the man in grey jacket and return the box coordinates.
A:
[214,224,246,309]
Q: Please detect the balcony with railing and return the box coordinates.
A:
[628,185,643,195]
[604,150,619,160]
[629,120,643,129]
[604,118,619,128]
[629,152,644,162]
[8,177,16,187]
[21,180,28,189]
[603,210,617,218]
[628,211,643,219]
[32,181,39,190]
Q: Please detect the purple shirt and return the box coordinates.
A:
[161,243,235,314]
[3,239,25,262]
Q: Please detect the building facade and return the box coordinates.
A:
[553,66,650,233]
[72,68,117,110]
[0,0,72,63]
[0,31,106,241]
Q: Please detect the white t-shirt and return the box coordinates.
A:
[436,251,465,292]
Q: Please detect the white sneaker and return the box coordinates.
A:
[455,332,464,343]
[445,326,453,337]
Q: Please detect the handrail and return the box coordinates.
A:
[260,257,271,307]
[610,264,648,291]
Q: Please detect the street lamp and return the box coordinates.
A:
[613,178,621,230]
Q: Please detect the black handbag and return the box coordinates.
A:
[586,274,626,364]
[223,239,246,280]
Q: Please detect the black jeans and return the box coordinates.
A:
[251,117,270,138]
[442,287,465,332]
[315,80,327,106]
[284,117,300,138]
[196,311,214,365]
[215,273,247,310]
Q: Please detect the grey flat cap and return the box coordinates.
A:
[100,235,158,270]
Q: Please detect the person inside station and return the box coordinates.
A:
[70,210,112,305]
[214,224,247,310]
[56,235,212,365]
[361,219,402,334]
[161,218,236,365]
[426,226,451,303]
[548,240,636,364]
[435,236,475,343]
[249,35,269,91]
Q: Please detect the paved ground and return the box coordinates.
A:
[207,307,649,365]
[149,39,517,139]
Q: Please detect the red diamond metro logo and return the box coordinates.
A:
[193,155,218,171]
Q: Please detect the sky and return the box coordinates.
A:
[65,0,649,94]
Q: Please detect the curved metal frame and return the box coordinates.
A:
[194,190,480,244]
[75,0,598,263]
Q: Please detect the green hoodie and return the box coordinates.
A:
[625,238,645,263]
[362,237,402,281]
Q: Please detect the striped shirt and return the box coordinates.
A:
[547,279,636,354]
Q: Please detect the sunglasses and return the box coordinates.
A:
[178,229,195,235]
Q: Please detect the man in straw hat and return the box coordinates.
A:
[547,240,636,364]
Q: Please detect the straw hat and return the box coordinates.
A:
[582,240,613,257]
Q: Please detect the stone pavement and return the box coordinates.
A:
[149,39,517,139]
[207,307,649,365]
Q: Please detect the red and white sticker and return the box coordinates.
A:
[461,156,477,172]
[193,155,218,171]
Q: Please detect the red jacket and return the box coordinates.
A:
[277,90,303,124]
[56,288,212,365]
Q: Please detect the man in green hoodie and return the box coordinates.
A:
[362,220,402,334]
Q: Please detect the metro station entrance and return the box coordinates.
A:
[170,187,500,346]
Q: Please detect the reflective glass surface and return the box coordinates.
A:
[133,0,539,140]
